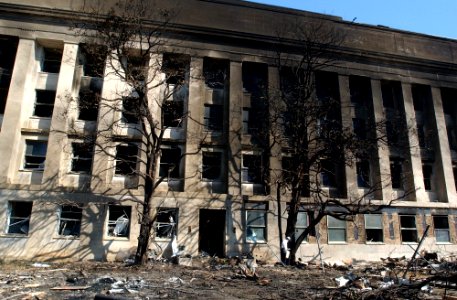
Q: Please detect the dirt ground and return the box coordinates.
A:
[0,257,456,300]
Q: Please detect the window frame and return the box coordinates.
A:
[203,104,223,131]
[114,143,139,176]
[71,142,94,174]
[34,90,56,118]
[159,145,182,180]
[106,205,131,238]
[245,202,267,243]
[433,215,451,244]
[201,150,223,181]
[58,205,83,237]
[155,207,178,239]
[7,201,33,235]
[42,47,62,73]
[400,215,418,243]
[327,215,346,243]
[241,153,263,184]
[24,140,48,171]
[364,214,384,243]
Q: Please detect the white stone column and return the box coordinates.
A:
[228,61,242,196]
[0,39,37,184]
[371,79,392,202]
[42,42,79,187]
[431,87,457,204]
[268,66,281,198]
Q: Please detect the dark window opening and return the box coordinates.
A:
[162,53,190,85]
[42,48,62,73]
[122,96,140,123]
[412,84,431,112]
[115,144,138,175]
[356,160,370,188]
[203,57,228,89]
[390,158,403,189]
[78,44,106,77]
[24,140,47,170]
[7,201,33,235]
[71,142,94,173]
[58,205,83,236]
[107,205,131,238]
[163,100,184,128]
[78,89,100,121]
[204,104,223,131]
[400,215,418,243]
[321,160,336,188]
[0,36,18,114]
[381,80,403,109]
[124,55,148,82]
[434,216,450,243]
[353,118,367,140]
[282,156,309,196]
[202,151,222,180]
[422,163,433,191]
[315,71,340,104]
[155,208,178,238]
[349,75,372,105]
[159,147,181,179]
[34,90,56,118]
[242,154,263,184]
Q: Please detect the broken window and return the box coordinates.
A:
[349,75,372,105]
[245,202,267,243]
[78,44,106,77]
[327,216,346,243]
[159,146,181,179]
[123,55,148,82]
[7,201,32,235]
[58,205,83,236]
[400,215,418,243]
[356,160,370,188]
[202,151,222,181]
[78,77,101,121]
[242,154,263,184]
[242,62,268,135]
[122,96,140,123]
[321,160,336,188]
[71,142,93,173]
[204,104,223,131]
[203,57,228,89]
[381,80,402,109]
[422,163,433,191]
[162,91,185,127]
[155,208,178,239]
[24,140,47,170]
[364,214,383,243]
[0,35,18,114]
[34,90,56,118]
[390,158,404,190]
[442,88,457,151]
[107,205,131,237]
[433,216,450,243]
[115,143,138,175]
[42,47,62,73]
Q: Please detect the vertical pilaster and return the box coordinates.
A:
[371,79,392,202]
[0,39,36,184]
[43,42,78,187]
[431,87,457,204]
[228,61,242,196]
[268,66,281,198]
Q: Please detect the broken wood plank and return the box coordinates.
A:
[50,285,90,290]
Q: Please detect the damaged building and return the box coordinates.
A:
[0,0,457,264]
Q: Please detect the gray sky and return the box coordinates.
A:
[247,0,457,40]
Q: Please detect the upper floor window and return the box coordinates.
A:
[241,154,263,184]
[204,104,223,131]
[122,96,140,124]
[202,151,223,181]
[78,44,106,77]
[24,140,47,170]
[7,201,33,235]
[159,146,181,179]
[71,142,94,174]
[34,90,56,118]
[115,143,138,175]
[42,48,62,73]
[78,77,102,121]
[356,160,371,188]
[390,157,404,190]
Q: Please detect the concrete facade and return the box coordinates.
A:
[0,0,457,263]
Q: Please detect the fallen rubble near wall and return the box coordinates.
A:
[1,253,457,300]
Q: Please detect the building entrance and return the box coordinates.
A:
[199,209,226,257]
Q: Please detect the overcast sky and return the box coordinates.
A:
[246,0,457,40]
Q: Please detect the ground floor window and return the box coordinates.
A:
[58,205,83,236]
[434,216,450,243]
[155,208,178,239]
[295,210,308,242]
[364,214,383,243]
[7,201,33,235]
[245,202,267,243]
[327,216,346,243]
[107,205,131,238]
[400,215,418,243]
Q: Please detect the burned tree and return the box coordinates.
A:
[269,22,412,264]
[66,0,192,265]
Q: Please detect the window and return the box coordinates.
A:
[352,118,366,140]
[327,216,346,243]
[115,144,138,175]
[124,55,147,82]
[246,202,267,243]
[381,80,402,109]
[58,205,83,236]
[24,140,47,170]
[107,205,131,237]
[242,108,250,134]
[7,201,33,234]
[204,104,223,131]
[78,89,100,121]
[203,57,228,89]
[155,208,178,239]
[202,151,222,181]
[242,154,263,184]
[422,163,433,191]
[400,215,418,243]
[434,216,450,243]
[162,94,184,127]
[390,158,403,189]
[321,160,336,188]
[78,44,106,77]
[0,36,18,114]
[42,48,62,73]
[71,142,93,173]
[122,96,140,123]
[349,75,372,105]
[356,160,370,188]
[159,146,181,179]
[365,214,383,243]
[34,90,56,118]
[295,210,308,242]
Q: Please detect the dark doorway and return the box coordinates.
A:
[199,209,226,257]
